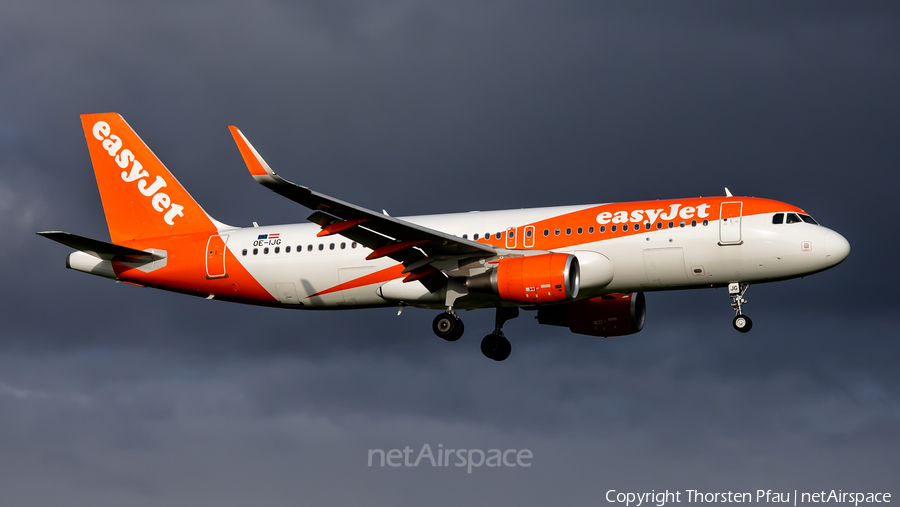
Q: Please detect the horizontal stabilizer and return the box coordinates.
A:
[37,231,163,261]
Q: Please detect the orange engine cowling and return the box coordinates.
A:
[536,292,646,337]
[466,253,580,304]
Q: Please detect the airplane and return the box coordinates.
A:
[39,113,851,361]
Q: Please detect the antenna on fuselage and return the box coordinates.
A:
[724,187,733,197]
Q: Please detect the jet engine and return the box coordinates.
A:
[466,253,579,304]
[536,292,646,337]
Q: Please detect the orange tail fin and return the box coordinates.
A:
[80,113,222,243]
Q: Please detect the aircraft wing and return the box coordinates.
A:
[229,127,497,290]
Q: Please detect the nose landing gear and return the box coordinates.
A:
[729,282,752,333]
[733,314,752,332]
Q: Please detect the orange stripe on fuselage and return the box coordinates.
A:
[308,264,406,298]
[472,197,804,250]
[111,232,280,306]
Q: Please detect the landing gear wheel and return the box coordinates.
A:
[733,315,752,333]
[433,312,464,341]
[481,334,511,361]
[728,283,753,333]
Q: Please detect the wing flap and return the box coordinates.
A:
[317,219,370,238]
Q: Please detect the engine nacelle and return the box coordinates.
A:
[536,292,646,337]
[467,253,580,304]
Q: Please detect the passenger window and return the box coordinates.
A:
[772,213,784,224]
[526,229,533,238]
[600,226,605,233]
[462,234,468,239]
[543,229,549,237]
[623,224,628,231]
[554,228,560,236]
[275,246,280,253]
[702,219,708,226]
[264,247,269,254]
[679,221,685,228]
[286,246,291,253]
[787,213,802,224]
[668,221,674,228]
[645,222,651,230]
[656,222,662,229]
[496,232,502,240]
[691,220,697,227]
[318,244,324,251]
[352,242,357,248]
[565,227,571,235]
[242,249,248,256]
[253,248,258,255]
[341,242,346,249]
[329,243,335,250]
[588,226,594,233]
[508,230,514,239]
[307,245,313,252]
[485,232,490,239]
[611,225,617,232]
[474,233,479,240]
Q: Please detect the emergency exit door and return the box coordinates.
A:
[718,202,742,245]
[206,234,229,278]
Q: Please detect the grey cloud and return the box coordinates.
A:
[1,0,898,505]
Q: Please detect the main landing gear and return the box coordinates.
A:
[481,307,518,362]
[729,282,752,333]
[432,311,464,341]
[431,306,519,361]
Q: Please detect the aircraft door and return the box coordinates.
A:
[718,202,743,245]
[643,247,689,286]
[274,282,301,305]
[523,226,535,248]
[505,227,517,249]
[206,234,229,278]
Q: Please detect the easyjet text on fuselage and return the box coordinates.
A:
[596,203,712,225]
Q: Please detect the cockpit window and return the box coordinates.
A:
[772,213,784,224]
[786,213,802,224]
[799,214,819,225]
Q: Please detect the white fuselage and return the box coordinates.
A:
[220,203,848,310]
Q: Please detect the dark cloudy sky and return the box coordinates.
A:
[2,1,898,505]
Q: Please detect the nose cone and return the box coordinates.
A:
[824,230,850,265]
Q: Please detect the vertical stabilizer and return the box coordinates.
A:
[80,113,220,243]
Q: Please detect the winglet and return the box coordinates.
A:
[725,187,733,197]
[229,126,276,178]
